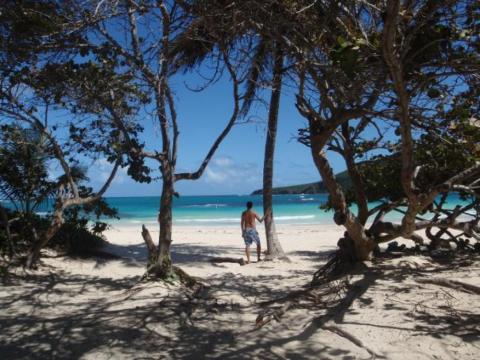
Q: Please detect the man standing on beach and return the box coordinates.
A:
[241,201,266,263]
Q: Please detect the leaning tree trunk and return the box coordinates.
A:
[310,140,375,262]
[26,208,63,269]
[263,44,288,261]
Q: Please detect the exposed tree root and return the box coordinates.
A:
[255,235,362,329]
[256,300,296,329]
[416,277,480,295]
[311,237,365,286]
[255,278,350,329]
[141,264,198,288]
[139,224,198,287]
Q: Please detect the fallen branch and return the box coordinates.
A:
[209,257,245,266]
[416,278,480,295]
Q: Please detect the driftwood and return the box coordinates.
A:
[209,257,245,266]
[416,278,480,295]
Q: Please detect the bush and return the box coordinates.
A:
[49,221,107,255]
[0,200,116,258]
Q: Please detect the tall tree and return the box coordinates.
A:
[184,0,291,260]
[82,1,245,280]
[262,42,288,260]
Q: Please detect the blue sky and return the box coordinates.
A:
[89,71,347,197]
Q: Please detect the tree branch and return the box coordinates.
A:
[174,53,240,181]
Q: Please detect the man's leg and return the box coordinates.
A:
[257,244,261,262]
[245,246,250,264]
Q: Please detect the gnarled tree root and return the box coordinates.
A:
[255,278,349,329]
[141,263,198,287]
[311,234,363,286]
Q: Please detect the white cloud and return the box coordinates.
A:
[203,156,260,187]
[205,168,228,183]
[213,156,234,167]
[93,158,128,185]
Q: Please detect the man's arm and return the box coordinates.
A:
[255,212,264,223]
[256,209,271,223]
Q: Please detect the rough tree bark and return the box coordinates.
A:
[309,142,375,261]
[152,167,175,278]
[263,43,288,261]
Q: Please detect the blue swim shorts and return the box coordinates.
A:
[243,228,261,247]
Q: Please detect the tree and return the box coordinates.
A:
[0,0,124,267]
[184,0,290,260]
[79,1,246,281]
[288,0,480,275]
[262,42,289,260]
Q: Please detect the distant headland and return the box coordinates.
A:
[251,169,351,195]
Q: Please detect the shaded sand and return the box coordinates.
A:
[1,224,479,359]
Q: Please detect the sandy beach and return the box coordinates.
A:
[1,224,479,359]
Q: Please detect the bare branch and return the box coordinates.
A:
[174,52,240,181]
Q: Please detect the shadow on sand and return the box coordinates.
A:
[1,248,479,359]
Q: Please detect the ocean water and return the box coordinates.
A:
[4,193,471,227]
[103,192,471,227]
[107,194,331,227]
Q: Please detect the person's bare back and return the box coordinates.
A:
[241,210,261,229]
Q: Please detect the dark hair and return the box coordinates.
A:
[246,201,253,209]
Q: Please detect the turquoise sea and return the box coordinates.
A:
[107,194,331,227]
[100,193,469,227]
[4,193,470,227]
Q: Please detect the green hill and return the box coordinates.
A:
[251,169,351,195]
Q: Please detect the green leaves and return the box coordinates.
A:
[330,36,363,79]
[0,125,55,214]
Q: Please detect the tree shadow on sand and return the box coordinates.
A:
[1,249,478,359]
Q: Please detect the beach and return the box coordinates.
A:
[1,223,479,359]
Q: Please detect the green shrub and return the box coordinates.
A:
[49,221,107,255]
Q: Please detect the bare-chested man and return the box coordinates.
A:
[241,201,265,263]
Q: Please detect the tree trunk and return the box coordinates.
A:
[341,124,369,225]
[26,209,63,269]
[263,44,288,261]
[0,206,14,258]
[310,140,374,261]
[152,167,174,278]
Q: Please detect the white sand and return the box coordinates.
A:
[1,224,479,359]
